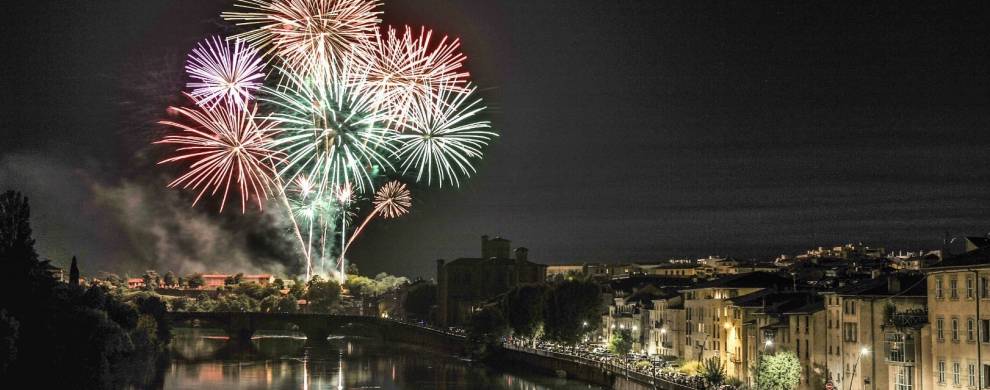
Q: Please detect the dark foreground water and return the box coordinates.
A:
[163,328,602,390]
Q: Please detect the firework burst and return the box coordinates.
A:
[363,26,470,124]
[222,0,382,72]
[265,62,395,196]
[344,180,410,253]
[186,36,266,109]
[373,180,411,219]
[394,84,497,187]
[156,98,282,212]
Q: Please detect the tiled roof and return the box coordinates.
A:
[928,247,990,269]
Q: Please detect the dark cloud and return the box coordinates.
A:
[2,1,990,279]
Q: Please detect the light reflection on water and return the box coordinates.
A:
[164,328,601,390]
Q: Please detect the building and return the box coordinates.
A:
[201,274,273,289]
[924,248,990,390]
[436,235,547,327]
[823,274,930,390]
[546,263,585,280]
[680,272,792,363]
[127,277,144,289]
[645,292,685,357]
[725,290,826,390]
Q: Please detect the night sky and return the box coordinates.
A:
[1,1,988,279]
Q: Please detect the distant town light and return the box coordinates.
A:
[765,339,773,347]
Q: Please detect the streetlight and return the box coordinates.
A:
[848,346,870,390]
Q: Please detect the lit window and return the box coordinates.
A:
[896,366,914,390]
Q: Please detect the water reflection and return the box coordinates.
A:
[165,328,600,390]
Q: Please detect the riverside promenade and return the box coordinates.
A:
[498,343,700,390]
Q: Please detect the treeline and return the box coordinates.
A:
[166,276,340,314]
[468,278,603,346]
[0,191,170,388]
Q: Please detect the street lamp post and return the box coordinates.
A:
[848,346,870,390]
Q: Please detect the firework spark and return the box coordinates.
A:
[363,26,470,124]
[222,0,382,72]
[394,84,497,187]
[344,180,411,253]
[156,99,281,213]
[186,36,266,109]
[265,62,395,196]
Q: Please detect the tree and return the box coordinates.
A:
[542,279,602,345]
[505,284,548,339]
[700,356,727,388]
[287,277,305,299]
[0,191,37,261]
[305,276,341,313]
[141,271,160,290]
[187,273,205,289]
[468,304,509,345]
[225,272,243,286]
[69,256,80,286]
[163,271,176,288]
[609,328,633,355]
[754,351,801,390]
[0,309,18,376]
[272,278,285,290]
[403,282,436,321]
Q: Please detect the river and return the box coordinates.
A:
[162,328,603,390]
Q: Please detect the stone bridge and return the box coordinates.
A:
[167,312,386,342]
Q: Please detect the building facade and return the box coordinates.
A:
[436,235,547,327]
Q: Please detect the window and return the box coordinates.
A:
[844,322,858,342]
[968,277,975,299]
[937,277,944,299]
[969,318,977,342]
[956,362,962,386]
[937,318,945,341]
[982,320,990,343]
[983,364,990,388]
[954,318,961,342]
[886,332,916,363]
[951,279,959,299]
[805,316,810,334]
[896,366,914,390]
[970,364,977,388]
[805,340,809,359]
[982,277,989,299]
[940,361,946,384]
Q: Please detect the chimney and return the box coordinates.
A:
[514,247,529,262]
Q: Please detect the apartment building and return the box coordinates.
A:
[925,249,990,390]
